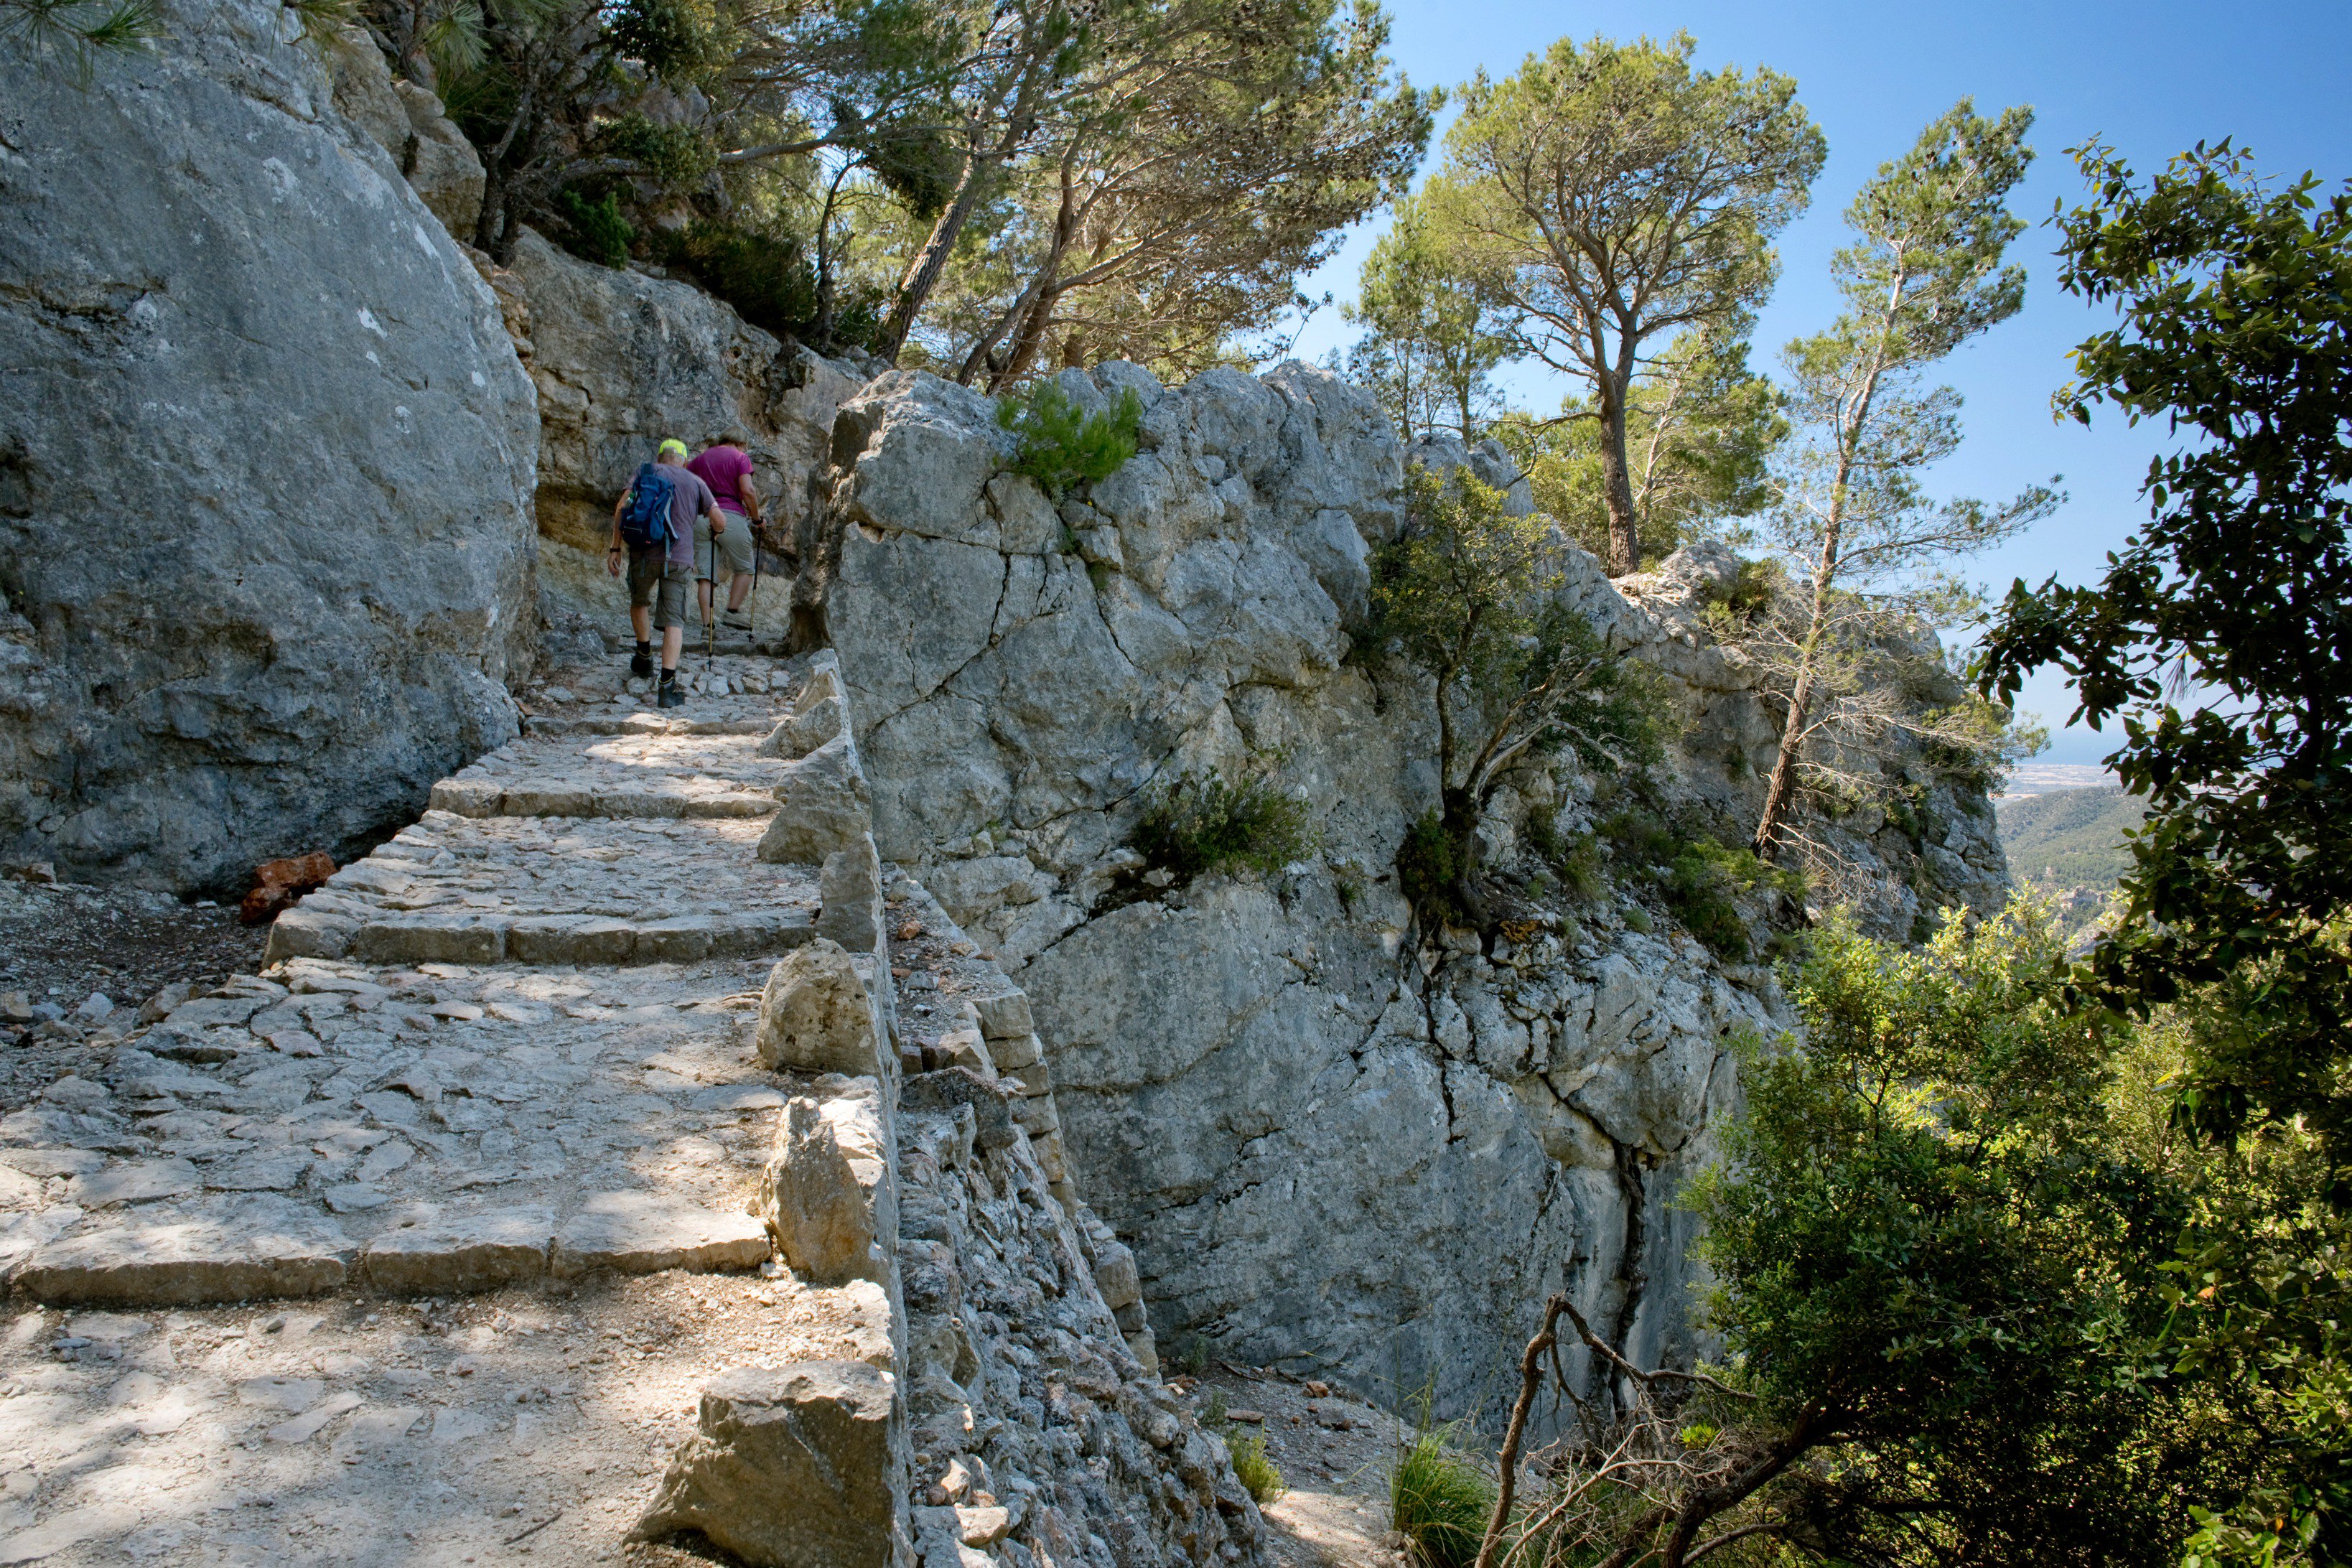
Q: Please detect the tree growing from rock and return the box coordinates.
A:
[1422,32,1824,576]
[1368,467,1658,929]
[1746,100,2058,858]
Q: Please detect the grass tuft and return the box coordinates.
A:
[1224,1430,1286,1503]
[1390,1426,1493,1568]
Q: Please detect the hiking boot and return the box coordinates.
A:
[655,679,686,709]
[630,650,653,678]
[722,610,753,632]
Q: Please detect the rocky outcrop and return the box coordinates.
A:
[801,363,2007,1423]
[508,231,868,630]
[0,0,539,892]
[323,25,486,241]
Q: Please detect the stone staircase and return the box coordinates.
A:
[0,651,1259,1567]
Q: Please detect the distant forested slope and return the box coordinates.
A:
[1995,787,2147,942]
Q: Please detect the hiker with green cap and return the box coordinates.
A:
[607,438,722,709]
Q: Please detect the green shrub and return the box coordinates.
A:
[1599,808,1803,961]
[1396,809,1470,928]
[1224,1431,1285,1503]
[1134,769,1317,882]
[998,381,1142,496]
[1522,813,1605,904]
[556,189,633,269]
[653,219,817,340]
[1389,1427,1493,1568]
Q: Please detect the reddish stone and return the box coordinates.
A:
[238,851,337,925]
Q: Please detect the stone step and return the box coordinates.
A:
[4,954,836,1306]
[263,813,819,966]
[429,729,787,821]
[527,713,775,739]
[14,1193,772,1306]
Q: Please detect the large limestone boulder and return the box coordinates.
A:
[507,230,869,632]
[0,0,538,890]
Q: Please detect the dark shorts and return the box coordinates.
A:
[627,549,690,630]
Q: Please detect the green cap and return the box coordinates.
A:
[658,438,688,462]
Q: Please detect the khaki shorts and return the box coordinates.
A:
[627,549,691,630]
[694,511,755,582]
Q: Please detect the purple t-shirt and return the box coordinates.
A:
[688,446,755,518]
[655,463,715,566]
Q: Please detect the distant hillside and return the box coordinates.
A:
[1996,787,2148,943]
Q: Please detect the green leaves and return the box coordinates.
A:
[1367,466,1662,925]
[1690,902,2229,1561]
[0,0,160,85]
[996,381,1142,496]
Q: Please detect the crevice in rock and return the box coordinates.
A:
[1602,1137,1651,1418]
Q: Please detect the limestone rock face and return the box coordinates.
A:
[508,230,868,623]
[808,361,2010,1423]
[0,0,538,890]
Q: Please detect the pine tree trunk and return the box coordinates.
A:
[1597,383,1641,576]
[875,150,987,362]
[1752,668,1813,855]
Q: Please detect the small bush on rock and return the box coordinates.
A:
[556,188,633,269]
[1396,810,1470,929]
[1224,1431,1285,1503]
[1134,769,1317,883]
[653,219,817,341]
[999,381,1142,496]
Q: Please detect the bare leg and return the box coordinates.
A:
[727,573,752,612]
[630,605,651,643]
[661,625,683,672]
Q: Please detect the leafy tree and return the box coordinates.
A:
[870,0,1096,360]
[1488,323,1785,566]
[1368,467,1659,928]
[1747,100,2058,857]
[1343,194,1509,440]
[951,0,1430,389]
[1422,32,1825,575]
[1979,139,2352,1564]
[1482,902,2245,1567]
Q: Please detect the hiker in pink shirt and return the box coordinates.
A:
[687,433,764,634]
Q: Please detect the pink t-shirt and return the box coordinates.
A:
[688,446,755,517]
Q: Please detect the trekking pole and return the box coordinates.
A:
[748,515,761,654]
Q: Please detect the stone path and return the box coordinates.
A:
[0,648,1257,1567]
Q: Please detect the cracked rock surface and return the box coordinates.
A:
[808,362,2008,1426]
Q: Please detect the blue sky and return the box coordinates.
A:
[1281,0,2352,764]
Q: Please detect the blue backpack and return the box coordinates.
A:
[619,463,675,551]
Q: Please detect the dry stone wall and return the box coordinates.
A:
[803,363,2008,1423]
[0,0,540,892]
